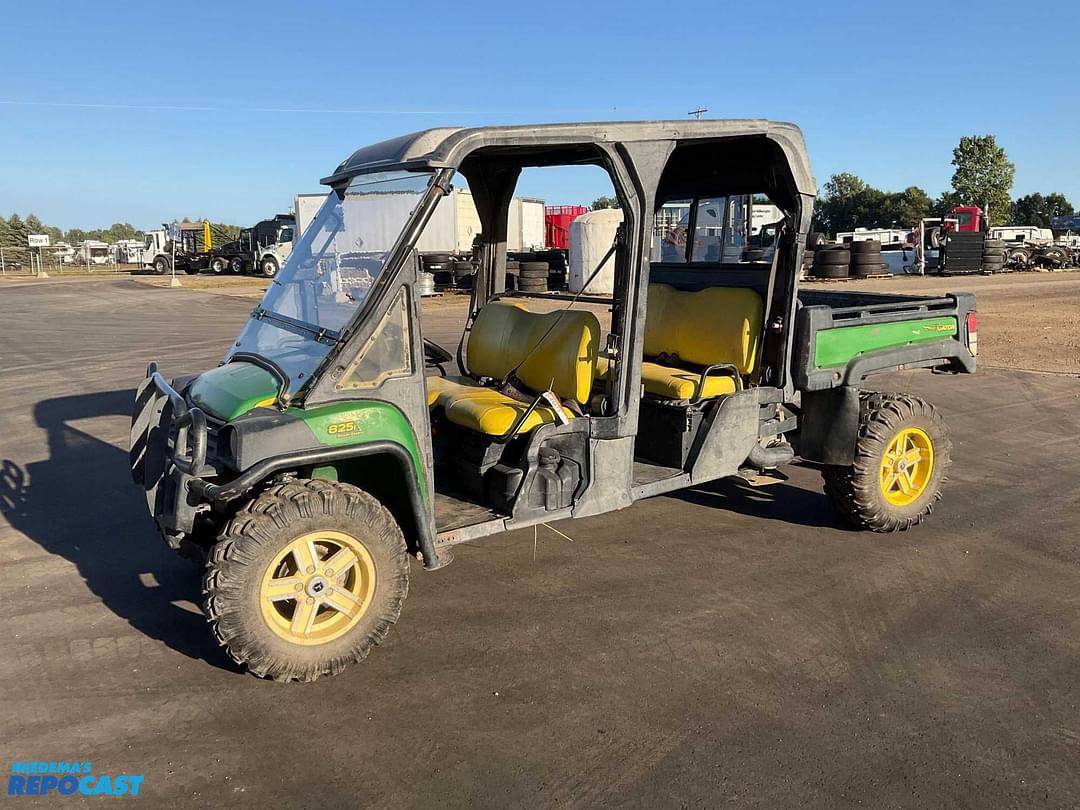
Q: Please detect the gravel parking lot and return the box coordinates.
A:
[1,276,1079,807]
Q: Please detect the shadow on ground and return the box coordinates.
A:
[673,470,854,531]
[0,388,237,672]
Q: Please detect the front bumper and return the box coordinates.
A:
[130,362,214,539]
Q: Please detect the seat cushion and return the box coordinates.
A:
[444,388,575,436]
[467,301,600,406]
[596,358,736,401]
[644,283,763,375]
[426,375,482,408]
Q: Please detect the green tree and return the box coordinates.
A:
[813,173,867,234]
[931,191,963,218]
[6,213,28,246]
[591,196,619,210]
[949,134,1015,225]
[892,186,931,227]
[1012,192,1074,228]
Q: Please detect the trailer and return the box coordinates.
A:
[74,240,111,266]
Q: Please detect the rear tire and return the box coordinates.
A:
[210,256,227,274]
[204,479,410,683]
[822,392,951,532]
[230,257,246,274]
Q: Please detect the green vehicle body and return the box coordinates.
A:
[187,365,427,494]
[813,316,959,370]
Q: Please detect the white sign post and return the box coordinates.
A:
[28,235,49,278]
[168,223,182,287]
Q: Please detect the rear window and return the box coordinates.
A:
[651,195,782,266]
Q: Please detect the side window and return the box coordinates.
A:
[337,288,413,390]
[651,200,692,263]
[279,227,294,243]
[689,197,730,262]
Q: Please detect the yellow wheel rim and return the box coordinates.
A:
[259,530,377,646]
[880,427,934,507]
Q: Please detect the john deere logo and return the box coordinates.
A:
[327,421,358,435]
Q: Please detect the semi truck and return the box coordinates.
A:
[209,214,296,277]
[141,220,214,275]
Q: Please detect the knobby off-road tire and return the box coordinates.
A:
[204,479,410,682]
[822,392,951,532]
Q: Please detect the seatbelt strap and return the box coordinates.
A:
[753,225,786,385]
[497,237,619,389]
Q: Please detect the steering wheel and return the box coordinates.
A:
[423,338,453,372]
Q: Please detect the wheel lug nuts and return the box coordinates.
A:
[306,566,316,574]
[294,583,303,591]
[306,597,315,605]
[325,568,333,576]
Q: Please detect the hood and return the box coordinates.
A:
[187,362,278,421]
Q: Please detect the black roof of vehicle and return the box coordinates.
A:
[321,120,815,199]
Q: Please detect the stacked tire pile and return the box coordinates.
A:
[811,245,850,278]
[452,260,476,289]
[982,238,1007,274]
[517,260,549,293]
[540,250,568,290]
[420,254,476,289]
[849,240,887,277]
[940,233,984,275]
[421,254,454,286]
[505,259,519,290]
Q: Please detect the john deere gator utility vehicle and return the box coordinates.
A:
[131,121,978,681]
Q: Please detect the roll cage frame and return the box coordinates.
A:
[163,122,818,569]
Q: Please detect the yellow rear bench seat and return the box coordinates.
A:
[427,301,600,436]
[597,283,763,401]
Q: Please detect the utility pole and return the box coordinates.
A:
[688,107,708,120]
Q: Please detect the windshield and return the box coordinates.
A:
[228,170,435,393]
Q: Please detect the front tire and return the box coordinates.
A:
[152,255,170,275]
[259,256,279,278]
[203,479,410,682]
[822,392,951,532]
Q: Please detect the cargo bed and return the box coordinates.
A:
[793,289,977,391]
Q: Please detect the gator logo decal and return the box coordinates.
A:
[326,420,359,436]
[922,323,956,333]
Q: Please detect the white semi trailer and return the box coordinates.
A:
[295,188,543,257]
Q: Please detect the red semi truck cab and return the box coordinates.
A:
[945,206,984,233]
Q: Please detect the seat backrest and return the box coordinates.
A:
[644,283,763,374]
[467,301,601,405]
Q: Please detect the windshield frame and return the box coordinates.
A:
[233,166,453,403]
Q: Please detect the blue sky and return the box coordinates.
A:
[1,0,1076,230]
